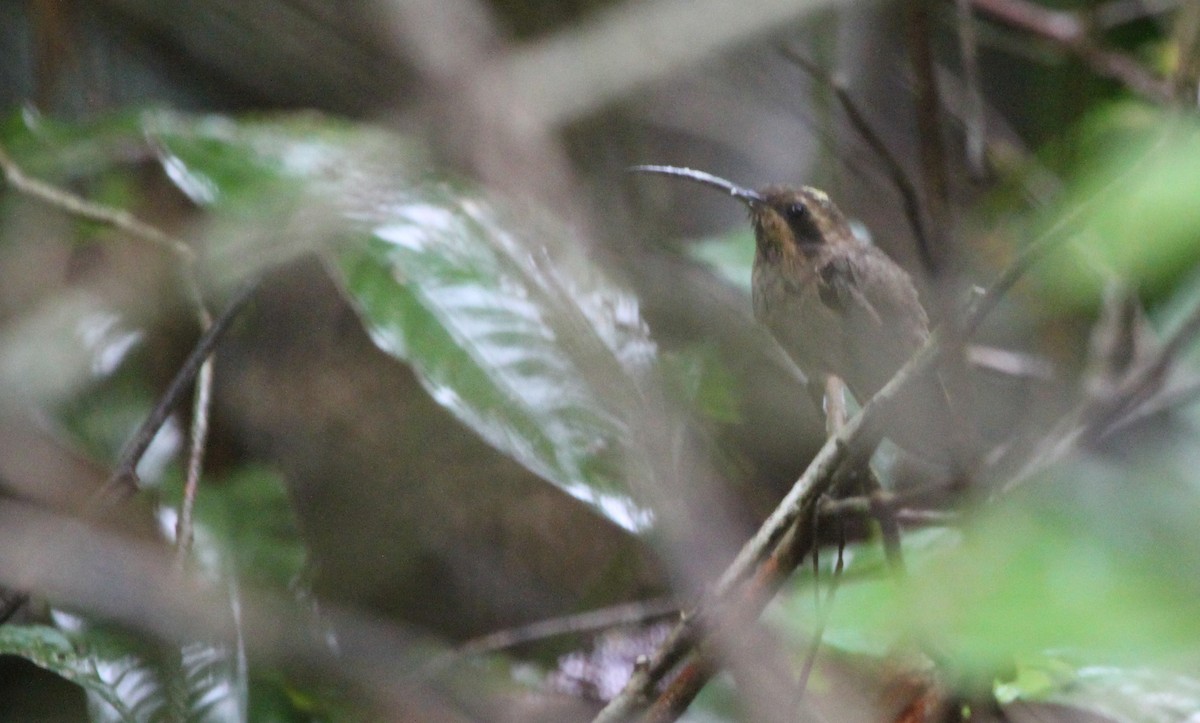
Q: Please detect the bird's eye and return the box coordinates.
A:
[783,200,822,245]
[786,202,809,221]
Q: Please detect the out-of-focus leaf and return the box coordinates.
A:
[661,344,742,424]
[770,527,959,657]
[335,188,657,531]
[80,628,244,723]
[826,458,1200,675]
[998,655,1200,723]
[686,229,755,293]
[0,108,152,181]
[0,624,244,723]
[248,672,351,723]
[0,624,142,720]
[994,654,1077,704]
[163,466,306,589]
[147,111,659,531]
[1036,106,1200,304]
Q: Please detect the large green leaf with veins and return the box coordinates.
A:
[144,111,657,530]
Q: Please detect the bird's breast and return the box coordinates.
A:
[752,259,847,381]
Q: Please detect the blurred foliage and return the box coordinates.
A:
[774,458,1200,698]
[6,0,1200,718]
[0,624,243,722]
[1000,658,1200,721]
[160,466,307,590]
[1034,106,1200,306]
[685,228,756,293]
[138,110,667,532]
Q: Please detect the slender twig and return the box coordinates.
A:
[1089,294,1200,437]
[99,280,259,504]
[1099,374,1200,437]
[0,139,247,512]
[0,144,196,263]
[781,49,930,260]
[955,0,989,179]
[175,279,216,558]
[823,375,847,437]
[0,591,29,625]
[969,0,1172,103]
[819,489,960,525]
[417,597,679,679]
[905,0,953,277]
[965,344,1055,381]
[795,518,845,701]
[1000,294,1200,494]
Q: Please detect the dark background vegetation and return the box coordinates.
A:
[2,0,1200,720]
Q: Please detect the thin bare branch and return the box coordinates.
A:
[795,519,845,701]
[1099,374,1200,437]
[99,279,260,504]
[419,597,679,679]
[175,279,217,558]
[955,0,989,178]
[1093,294,1200,435]
[905,0,953,277]
[0,143,196,263]
[781,49,932,262]
[970,0,1172,103]
[489,0,846,129]
[175,356,214,556]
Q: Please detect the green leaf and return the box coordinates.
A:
[769,528,960,657]
[0,108,153,181]
[0,625,142,720]
[163,466,307,589]
[686,229,755,292]
[822,459,1200,675]
[1036,106,1200,304]
[334,189,656,530]
[147,111,658,530]
[0,624,246,723]
[998,654,1200,723]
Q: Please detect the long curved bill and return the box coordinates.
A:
[628,165,763,205]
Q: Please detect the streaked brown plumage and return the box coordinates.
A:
[632,165,949,458]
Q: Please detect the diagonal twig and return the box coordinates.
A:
[99,279,259,504]
[905,0,953,278]
[781,49,931,265]
[0,143,196,263]
[969,0,1172,103]
[0,139,247,511]
[795,516,846,701]
[175,280,216,558]
[955,0,989,178]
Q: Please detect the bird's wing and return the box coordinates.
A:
[816,254,883,326]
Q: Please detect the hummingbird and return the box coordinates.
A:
[631,165,952,460]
